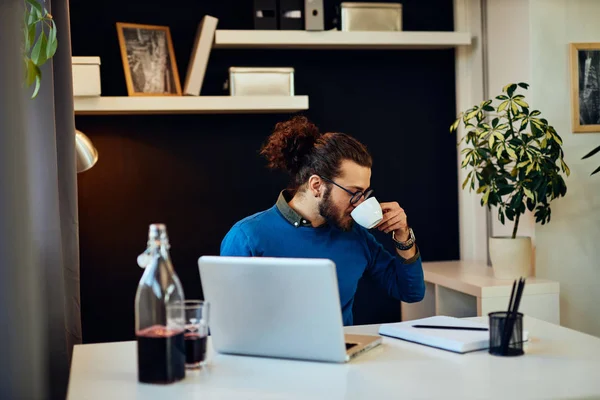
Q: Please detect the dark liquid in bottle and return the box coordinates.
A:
[184,332,207,365]
[137,325,185,384]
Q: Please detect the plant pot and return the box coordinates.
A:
[488,237,533,280]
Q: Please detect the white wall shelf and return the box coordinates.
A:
[401,261,560,325]
[214,30,471,50]
[73,96,309,115]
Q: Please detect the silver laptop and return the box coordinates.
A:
[198,256,382,363]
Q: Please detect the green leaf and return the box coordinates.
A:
[30,31,45,65]
[26,59,37,86]
[496,144,504,159]
[32,74,41,98]
[27,23,36,51]
[46,20,58,59]
[27,8,39,25]
[559,177,567,196]
[450,116,461,132]
[506,208,515,221]
[531,119,545,129]
[513,98,529,108]
[591,165,600,176]
[26,0,43,14]
[462,171,473,190]
[510,191,524,210]
[582,145,600,159]
[524,187,535,201]
[517,160,530,168]
[482,105,495,112]
[503,83,515,93]
[489,133,495,148]
[530,110,541,116]
[561,159,571,177]
[492,118,499,128]
[518,82,530,89]
[539,182,548,200]
[482,187,491,205]
[465,109,479,121]
[551,131,563,146]
[506,146,518,159]
[47,37,58,60]
[507,84,518,97]
[476,185,488,194]
[497,186,513,196]
[498,100,509,112]
[461,156,470,168]
[496,95,509,100]
[526,163,534,175]
[499,209,505,225]
[38,31,48,65]
[511,101,519,115]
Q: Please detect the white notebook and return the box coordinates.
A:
[379,316,492,354]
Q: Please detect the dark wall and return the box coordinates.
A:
[71,0,459,344]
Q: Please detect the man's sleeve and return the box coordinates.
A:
[361,229,425,303]
[220,225,254,256]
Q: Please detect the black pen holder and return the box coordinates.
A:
[488,311,524,357]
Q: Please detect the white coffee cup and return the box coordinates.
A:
[351,197,383,229]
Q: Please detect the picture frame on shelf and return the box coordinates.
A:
[116,22,182,96]
[570,42,600,133]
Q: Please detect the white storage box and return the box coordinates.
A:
[72,57,101,96]
[341,2,402,31]
[228,67,295,96]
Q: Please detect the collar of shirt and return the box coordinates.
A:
[275,190,313,228]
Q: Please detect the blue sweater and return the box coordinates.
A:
[220,198,425,326]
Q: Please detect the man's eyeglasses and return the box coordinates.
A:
[319,176,373,206]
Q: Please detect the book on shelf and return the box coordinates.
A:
[183,15,218,96]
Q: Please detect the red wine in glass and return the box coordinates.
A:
[184,330,207,367]
[137,325,185,384]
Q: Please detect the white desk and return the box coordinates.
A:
[67,316,600,399]
[402,261,560,324]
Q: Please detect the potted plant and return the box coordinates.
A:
[450,83,569,279]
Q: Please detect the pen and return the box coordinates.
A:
[412,324,489,331]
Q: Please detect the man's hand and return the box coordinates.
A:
[376,202,409,240]
[376,201,416,259]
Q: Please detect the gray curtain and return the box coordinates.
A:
[0,0,82,399]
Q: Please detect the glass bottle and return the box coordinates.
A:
[135,223,186,384]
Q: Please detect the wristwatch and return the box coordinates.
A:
[392,228,416,251]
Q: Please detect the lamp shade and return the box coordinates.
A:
[75,129,98,173]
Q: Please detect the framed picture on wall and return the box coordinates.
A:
[570,43,600,133]
[116,22,182,96]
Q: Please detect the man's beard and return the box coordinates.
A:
[318,185,354,232]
